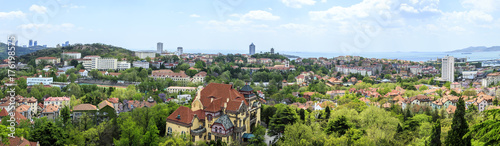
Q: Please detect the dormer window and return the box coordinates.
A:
[176,114,181,119]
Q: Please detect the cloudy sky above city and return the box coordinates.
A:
[1,0,499,54]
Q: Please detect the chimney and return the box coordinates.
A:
[224,103,227,109]
[211,98,213,102]
[226,98,229,102]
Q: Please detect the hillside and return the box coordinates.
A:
[447,46,500,53]
[19,43,135,63]
[0,42,45,60]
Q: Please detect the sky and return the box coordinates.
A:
[0,0,500,54]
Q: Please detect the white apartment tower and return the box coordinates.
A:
[157,42,163,54]
[442,55,455,82]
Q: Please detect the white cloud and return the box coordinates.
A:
[400,4,418,13]
[18,23,76,32]
[441,10,493,24]
[240,10,280,20]
[190,14,200,18]
[281,0,316,8]
[321,0,327,3]
[0,11,25,19]
[29,5,47,14]
[461,0,500,12]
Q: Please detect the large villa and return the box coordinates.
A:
[166,83,262,144]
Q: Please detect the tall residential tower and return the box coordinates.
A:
[157,42,163,54]
[249,43,255,55]
[441,55,455,82]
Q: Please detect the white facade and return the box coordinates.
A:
[177,47,183,55]
[133,61,150,69]
[117,61,131,70]
[462,71,478,80]
[96,58,118,70]
[135,51,156,59]
[27,77,53,86]
[442,56,455,82]
[157,42,163,54]
[61,52,81,59]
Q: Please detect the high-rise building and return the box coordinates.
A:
[34,41,38,47]
[442,55,455,82]
[29,40,33,47]
[65,41,69,47]
[157,42,163,54]
[15,40,18,46]
[177,47,183,55]
[270,48,274,54]
[249,43,255,55]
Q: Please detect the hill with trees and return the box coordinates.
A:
[18,43,135,63]
[0,42,44,60]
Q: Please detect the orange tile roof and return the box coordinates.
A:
[98,100,114,109]
[73,104,97,111]
[199,83,247,108]
[166,106,194,126]
[0,108,8,116]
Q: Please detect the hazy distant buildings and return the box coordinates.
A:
[36,57,60,65]
[270,48,274,54]
[177,47,183,55]
[442,55,455,82]
[157,42,163,54]
[61,52,81,60]
[249,43,255,55]
[29,40,33,47]
[133,61,150,69]
[34,41,38,47]
[135,51,156,59]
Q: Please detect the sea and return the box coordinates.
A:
[279,51,500,62]
[177,49,500,62]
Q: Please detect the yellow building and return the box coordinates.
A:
[166,83,261,144]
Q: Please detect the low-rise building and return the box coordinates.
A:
[36,57,60,65]
[167,86,198,93]
[27,76,53,86]
[72,104,97,122]
[133,61,150,69]
[44,97,70,108]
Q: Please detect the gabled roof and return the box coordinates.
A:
[73,104,97,111]
[98,100,114,109]
[199,83,247,108]
[166,106,194,126]
[226,100,243,112]
[0,108,8,116]
[213,114,234,129]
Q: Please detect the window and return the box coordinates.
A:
[208,133,211,140]
[208,114,212,121]
[167,127,172,136]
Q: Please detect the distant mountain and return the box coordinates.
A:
[18,43,135,63]
[447,46,500,53]
[0,42,46,60]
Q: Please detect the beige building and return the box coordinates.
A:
[135,51,156,59]
[36,57,60,65]
[166,86,199,93]
[166,83,261,144]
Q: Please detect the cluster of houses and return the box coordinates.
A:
[150,69,207,83]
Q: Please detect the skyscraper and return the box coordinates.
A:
[177,47,183,55]
[65,41,69,47]
[442,55,455,82]
[249,43,255,55]
[157,42,163,54]
[34,41,37,47]
[270,48,274,54]
[29,40,33,47]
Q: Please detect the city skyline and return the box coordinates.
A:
[1,0,500,53]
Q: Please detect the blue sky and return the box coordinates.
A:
[1,0,499,54]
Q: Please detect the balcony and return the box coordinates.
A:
[250,118,257,124]
[234,126,246,133]
[190,127,206,136]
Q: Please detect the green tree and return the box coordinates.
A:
[185,69,198,77]
[325,106,331,119]
[430,120,441,146]
[445,98,471,146]
[268,106,298,136]
[114,117,143,146]
[325,115,351,135]
[61,106,71,124]
[465,109,500,145]
[31,121,67,146]
[141,118,159,146]
[249,125,266,146]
